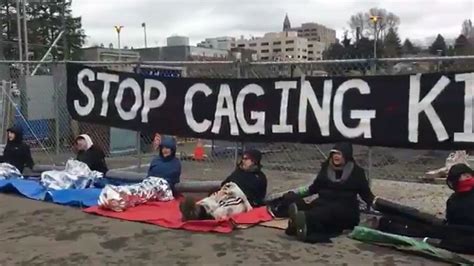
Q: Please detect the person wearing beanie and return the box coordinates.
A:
[0,125,34,173]
[445,163,474,226]
[148,135,182,191]
[283,142,375,244]
[180,149,267,221]
[75,134,108,174]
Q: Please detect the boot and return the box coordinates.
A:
[285,203,298,236]
[295,211,308,242]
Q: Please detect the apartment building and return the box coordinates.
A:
[197,36,236,50]
[235,31,308,61]
[293,22,337,48]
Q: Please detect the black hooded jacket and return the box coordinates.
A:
[0,126,34,173]
[221,166,267,207]
[221,150,267,207]
[308,143,374,211]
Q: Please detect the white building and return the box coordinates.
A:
[197,37,236,50]
[189,46,229,59]
[307,41,325,60]
[235,31,309,61]
[292,22,337,47]
[167,36,190,47]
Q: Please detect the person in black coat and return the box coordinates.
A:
[0,125,34,173]
[180,149,267,221]
[285,142,375,243]
[445,163,474,226]
[219,149,267,207]
[75,134,108,174]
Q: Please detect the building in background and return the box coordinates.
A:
[230,48,258,62]
[166,35,190,47]
[292,22,337,47]
[137,35,230,61]
[283,15,336,50]
[80,47,140,62]
[283,14,291,32]
[307,40,325,60]
[235,31,308,61]
[197,37,236,50]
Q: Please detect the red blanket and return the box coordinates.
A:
[83,199,273,233]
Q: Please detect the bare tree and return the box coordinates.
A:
[462,19,473,39]
[349,12,369,38]
[348,8,400,41]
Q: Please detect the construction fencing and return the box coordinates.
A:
[0,56,473,185]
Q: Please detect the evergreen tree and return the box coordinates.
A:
[402,38,419,55]
[429,34,447,55]
[454,34,472,55]
[0,1,85,60]
[383,28,402,57]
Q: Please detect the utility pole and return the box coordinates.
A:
[370,15,381,59]
[15,0,23,61]
[62,0,68,60]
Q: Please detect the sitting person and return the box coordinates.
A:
[0,126,34,173]
[148,136,181,190]
[445,163,474,226]
[284,142,375,243]
[180,149,267,221]
[75,134,108,174]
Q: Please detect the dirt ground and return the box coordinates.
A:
[0,194,458,266]
[3,144,472,265]
[1,174,473,265]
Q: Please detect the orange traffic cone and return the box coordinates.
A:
[193,139,205,160]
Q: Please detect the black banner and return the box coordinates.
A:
[66,63,474,150]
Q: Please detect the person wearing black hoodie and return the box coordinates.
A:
[285,142,375,243]
[0,125,34,173]
[180,149,267,221]
[445,163,474,226]
[74,134,108,174]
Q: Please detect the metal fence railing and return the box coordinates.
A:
[0,56,473,191]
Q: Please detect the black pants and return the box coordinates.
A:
[285,193,359,236]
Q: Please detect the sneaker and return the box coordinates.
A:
[180,197,197,221]
[295,211,308,242]
[285,203,299,236]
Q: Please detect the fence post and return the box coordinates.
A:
[54,65,60,157]
[0,80,7,143]
[136,131,142,169]
[234,61,242,165]
[368,147,372,186]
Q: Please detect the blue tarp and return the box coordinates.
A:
[0,179,101,207]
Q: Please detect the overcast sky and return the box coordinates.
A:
[71,0,474,48]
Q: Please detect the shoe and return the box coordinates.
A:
[180,197,197,221]
[285,203,299,236]
[295,211,308,242]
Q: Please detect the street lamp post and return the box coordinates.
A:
[370,15,381,59]
[141,22,147,48]
[114,25,124,61]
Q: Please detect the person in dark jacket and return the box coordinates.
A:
[180,149,267,221]
[75,134,108,174]
[0,125,34,173]
[445,163,474,226]
[285,142,375,243]
[147,136,181,190]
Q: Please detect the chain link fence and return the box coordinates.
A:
[0,57,473,215]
